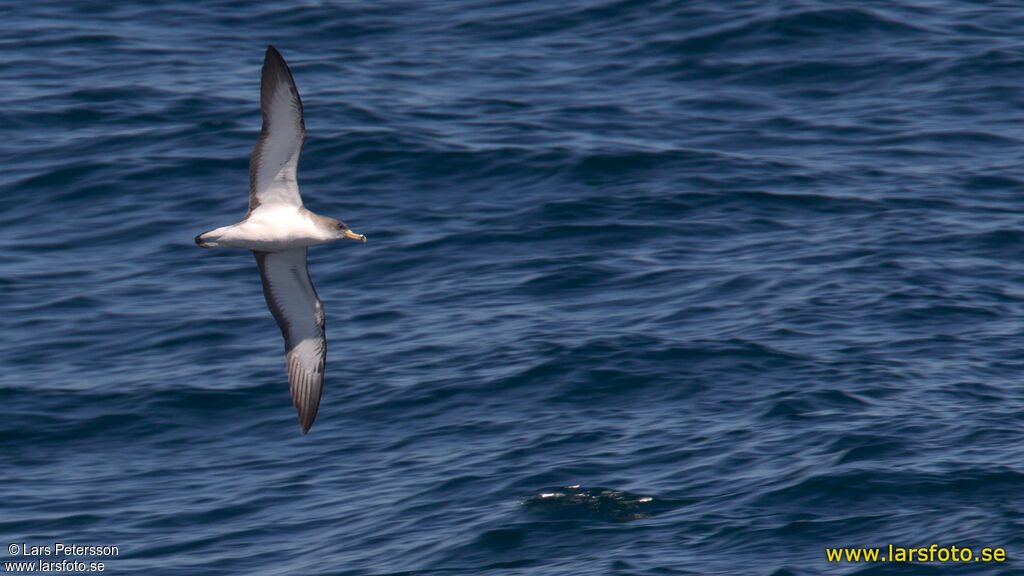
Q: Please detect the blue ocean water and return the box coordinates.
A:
[3,1,1024,574]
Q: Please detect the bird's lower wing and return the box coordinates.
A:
[254,248,325,434]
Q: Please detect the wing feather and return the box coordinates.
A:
[254,248,325,433]
[249,45,306,213]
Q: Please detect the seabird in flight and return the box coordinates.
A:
[196,45,365,434]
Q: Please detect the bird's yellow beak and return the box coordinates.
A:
[345,229,366,243]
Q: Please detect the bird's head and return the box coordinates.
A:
[331,219,366,243]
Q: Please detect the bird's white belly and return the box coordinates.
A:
[207,208,330,251]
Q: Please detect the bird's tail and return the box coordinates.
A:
[195,229,222,248]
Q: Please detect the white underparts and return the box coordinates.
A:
[199,206,338,252]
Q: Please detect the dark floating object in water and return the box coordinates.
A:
[521,485,668,522]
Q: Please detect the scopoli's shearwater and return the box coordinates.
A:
[196,45,365,434]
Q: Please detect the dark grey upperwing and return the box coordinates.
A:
[254,248,325,434]
[249,45,306,214]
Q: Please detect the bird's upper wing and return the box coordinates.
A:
[249,45,306,213]
[254,248,325,434]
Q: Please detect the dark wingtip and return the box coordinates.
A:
[194,233,204,246]
[260,45,300,116]
[264,45,285,67]
[296,396,317,434]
